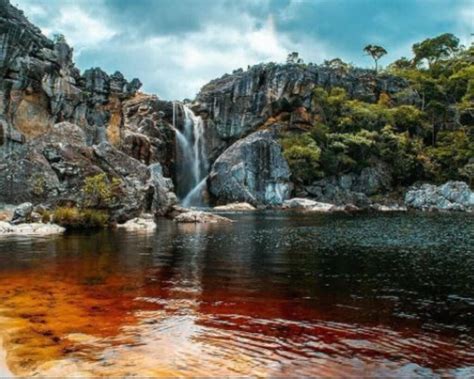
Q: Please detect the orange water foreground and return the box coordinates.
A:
[0,216,473,377]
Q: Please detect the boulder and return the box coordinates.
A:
[149,163,177,216]
[116,217,156,232]
[405,181,474,212]
[282,198,321,210]
[213,202,256,211]
[11,202,33,224]
[282,198,335,212]
[174,211,233,224]
[0,221,65,236]
[209,129,292,206]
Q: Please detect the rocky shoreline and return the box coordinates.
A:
[0,0,472,233]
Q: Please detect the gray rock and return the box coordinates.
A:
[11,202,33,224]
[209,129,292,205]
[174,211,233,224]
[405,181,474,212]
[0,221,65,236]
[196,63,417,145]
[149,163,177,216]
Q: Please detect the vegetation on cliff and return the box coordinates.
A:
[281,34,473,188]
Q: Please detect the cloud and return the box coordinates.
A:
[14,0,470,100]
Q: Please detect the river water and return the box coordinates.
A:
[0,211,473,377]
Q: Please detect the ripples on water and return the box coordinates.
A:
[0,211,473,377]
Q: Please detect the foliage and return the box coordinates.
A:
[412,33,460,68]
[82,173,121,208]
[53,207,109,229]
[282,33,473,188]
[281,133,322,184]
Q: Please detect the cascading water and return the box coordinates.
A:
[172,102,209,207]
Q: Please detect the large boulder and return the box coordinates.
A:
[405,181,474,212]
[209,129,292,205]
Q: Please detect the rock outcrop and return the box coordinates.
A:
[405,181,474,212]
[209,129,292,206]
[0,121,175,221]
[0,0,143,155]
[300,162,393,207]
[195,63,417,146]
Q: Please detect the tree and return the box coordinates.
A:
[388,57,413,70]
[52,33,67,44]
[324,58,349,74]
[287,52,304,64]
[412,33,460,68]
[363,44,387,72]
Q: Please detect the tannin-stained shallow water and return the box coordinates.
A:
[0,211,473,377]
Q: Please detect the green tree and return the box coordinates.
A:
[412,33,460,68]
[363,44,387,72]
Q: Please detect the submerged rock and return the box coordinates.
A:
[174,211,233,224]
[0,221,65,236]
[213,202,256,211]
[209,129,292,206]
[405,181,474,212]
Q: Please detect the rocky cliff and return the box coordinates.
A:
[195,63,417,144]
[0,0,179,218]
[0,0,471,215]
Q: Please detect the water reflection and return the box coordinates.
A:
[0,211,473,376]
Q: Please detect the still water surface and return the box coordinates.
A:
[0,211,473,377]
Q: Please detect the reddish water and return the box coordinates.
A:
[0,212,473,377]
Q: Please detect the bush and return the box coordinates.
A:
[53,207,109,229]
[82,173,121,208]
[281,133,322,184]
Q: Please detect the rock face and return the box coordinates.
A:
[0,0,143,155]
[405,181,474,212]
[195,63,417,146]
[209,129,292,206]
[302,163,393,207]
[0,1,180,221]
[0,121,176,221]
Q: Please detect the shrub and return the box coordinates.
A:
[281,133,322,184]
[82,174,121,208]
[53,207,109,229]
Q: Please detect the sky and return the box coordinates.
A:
[15,0,473,100]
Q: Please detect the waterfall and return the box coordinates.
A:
[173,102,209,207]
